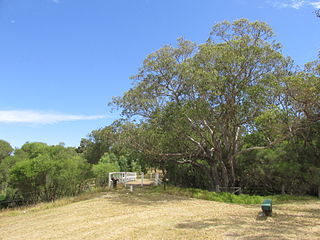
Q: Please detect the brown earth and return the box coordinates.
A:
[0,190,319,240]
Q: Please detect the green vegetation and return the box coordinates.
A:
[1,19,319,207]
[0,142,92,204]
[0,194,5,201]
[0,140,13,161]
[149,186,318,204]
[92,153,120,186]
[110,18,320,195]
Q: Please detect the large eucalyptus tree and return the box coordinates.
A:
[113,19,294,187]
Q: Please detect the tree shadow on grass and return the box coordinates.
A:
[174,209,320,240]
[175,217,250,230]
[103,190,320,239]
[255,212,268,221]
[102,188,191,207]
[175,219,216,230]
[226,212,319,240]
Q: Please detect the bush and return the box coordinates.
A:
[92,153,120,186]
[9,144,91,202]
[0,194,5,201]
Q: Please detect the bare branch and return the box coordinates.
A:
[185,115,194,125]
[203,119,214,135]
[187,136,201,146]
[159,153,184,156]
[187,136,208,156]
[177,159,206,169]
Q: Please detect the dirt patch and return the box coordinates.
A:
[0,191,319,240]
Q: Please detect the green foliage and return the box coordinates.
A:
[77,123,146,175]
[7,143,91,202]
[92,152,120,186]
[0,140,13,161]
[106,19,320,194]
[20,142,48,159]
[0,194,5,201]
[0,148,28,194]
[112,18,295,188]
[165,161,214,189]
[77,126,115,164]
[238,122,320,195]
[151,186,318,204]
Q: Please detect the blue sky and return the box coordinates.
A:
[0,0,319,148]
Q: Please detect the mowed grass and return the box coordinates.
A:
[0,187,319,240]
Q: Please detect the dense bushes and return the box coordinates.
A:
[236,124,320,196]
[0,143,92,204]
[0,140,145,206]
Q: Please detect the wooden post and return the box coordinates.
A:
[281,184,285,195]
[155,173,159,186]
[216,185,220,192]
[141,172,144,187]
[124,172,127,188]
[130,185,133,192]
[108,173,112,188]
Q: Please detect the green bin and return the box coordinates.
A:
[261,199,272,216]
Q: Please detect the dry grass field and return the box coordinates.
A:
[0,189,319,240]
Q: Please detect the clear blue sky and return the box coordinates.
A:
[0,0,319,148]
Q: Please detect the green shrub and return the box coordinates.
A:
[152,186,318,204]
[0,194,6,201]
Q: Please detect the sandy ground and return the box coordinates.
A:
[126,179,154,186]
[0,190,319,240]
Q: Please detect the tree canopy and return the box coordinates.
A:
[112,19,320,192]
[0,140,13,161]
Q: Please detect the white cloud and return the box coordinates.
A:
[309,1,320,8]
[268,0,320,9]
[291,0,305,9]
[0,110,105,124]
[269,0,305,9]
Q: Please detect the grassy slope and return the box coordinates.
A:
[0,187,319,240]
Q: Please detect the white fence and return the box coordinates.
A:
[108,172,163,188]
[138,172,162,186]
[108,172,137,187]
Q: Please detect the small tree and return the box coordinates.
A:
[0,140,13,161]
[9,143,91,202]
[92,153,120,186]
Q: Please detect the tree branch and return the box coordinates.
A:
[234,128,301,157]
